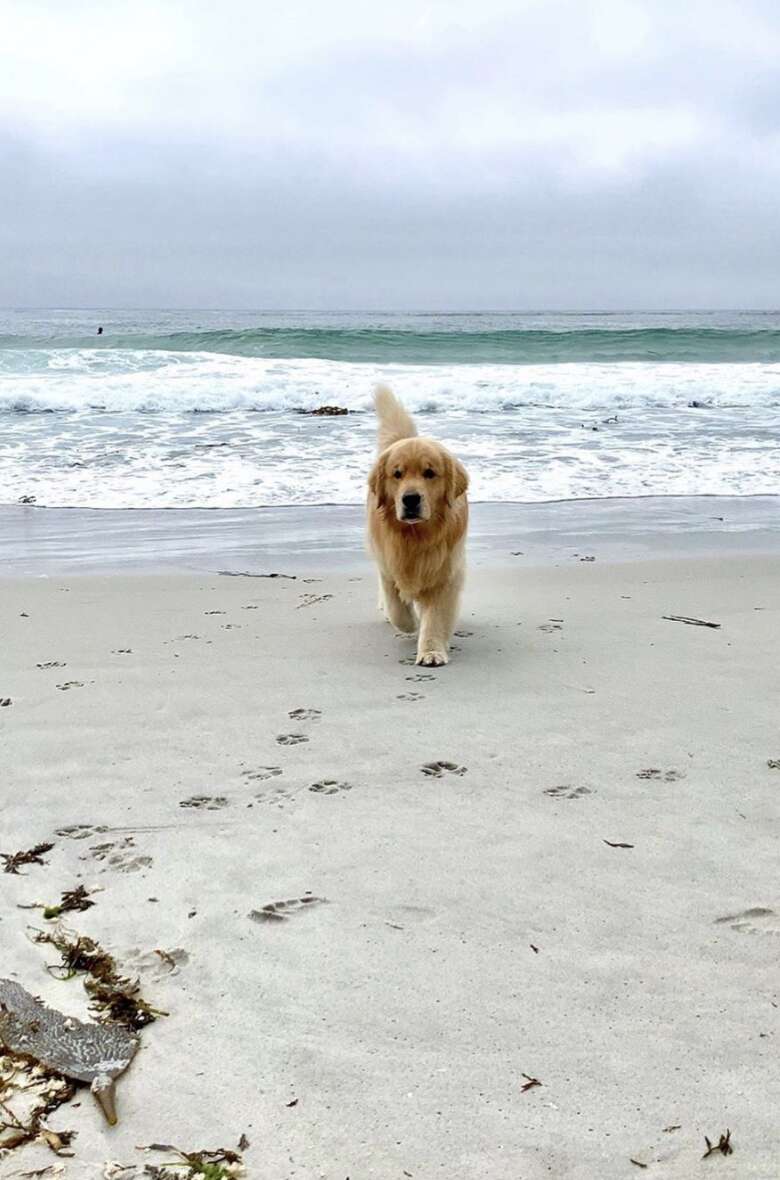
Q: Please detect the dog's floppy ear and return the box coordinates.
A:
[368,456,387,508]
[445,453,469,506]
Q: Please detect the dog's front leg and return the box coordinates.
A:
[415,575,462,666]
[379,573,416,633]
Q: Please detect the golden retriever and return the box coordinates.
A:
[367,384,469,666]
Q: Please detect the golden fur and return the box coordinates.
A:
[367,384,469,666]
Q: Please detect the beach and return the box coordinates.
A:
[2,503,778,1178]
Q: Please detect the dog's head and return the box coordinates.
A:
[368,438,468,525]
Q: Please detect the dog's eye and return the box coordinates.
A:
[393,469,403,479]
[423,468,436,479]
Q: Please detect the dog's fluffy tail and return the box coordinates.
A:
[374,383,417,452]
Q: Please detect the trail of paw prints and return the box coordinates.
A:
[57,823,109,840]
[544,785,593,799]
[309,780,352,795]
[421,761,467,778]
[277,733,309,746]
[397,692,424,701]
[83,836,152,874]
[636,768,686,782]
[406,673,436,683]
[37,661,66,669]
[241,766,283,782]
[538,621,563,633]
[248,894,327,923]
[179,795,230,810]
[715,907,780,935]
[56,680,91,691]
[288,708,321,721]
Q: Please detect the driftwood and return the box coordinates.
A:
[0,979,138,1125]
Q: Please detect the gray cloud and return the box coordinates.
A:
[2,0,779,308]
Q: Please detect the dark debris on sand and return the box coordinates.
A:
[41,885,95,921]
[134,1143,245,1177]
[0,1050,76,1156]
[2,843,55,875]
[662,614,721,629]
[31,927,163,1031]
[702,1129,733,1158]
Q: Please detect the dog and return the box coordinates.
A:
[367,384,469,666]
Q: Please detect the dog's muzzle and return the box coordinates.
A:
[401,491,422,520]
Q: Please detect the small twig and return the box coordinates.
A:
[662,615,721,629]
[702,1129,732,1158]
[520,1074,542,1092]
[603,840,634,849]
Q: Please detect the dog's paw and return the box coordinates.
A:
[417,649,448,667]
[390,608,417,633]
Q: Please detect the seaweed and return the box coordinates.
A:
[133,1143,245,1177]
[2,843,55,875]
[702,1130,733,1158]
[42,885,95,921]
[31,927,164,1031]
[0,1051,75,1157]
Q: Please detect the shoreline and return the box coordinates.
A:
[2,493,778,576]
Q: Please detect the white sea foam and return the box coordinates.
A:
[1,348,778,508]
[1,350,779,414]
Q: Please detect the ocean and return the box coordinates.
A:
[1,309,778,509]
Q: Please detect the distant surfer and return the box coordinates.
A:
[97,325,103,335]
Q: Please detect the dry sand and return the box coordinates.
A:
[1,551,778,1178]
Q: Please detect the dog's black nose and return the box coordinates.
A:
[402,492,422,513]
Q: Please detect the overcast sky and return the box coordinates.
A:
[3,0,779,309]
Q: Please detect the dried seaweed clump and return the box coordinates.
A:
[31,926,163,1031]
[43,885,95,921]
[105,1143,245,1177]
[0,1049,75,1157]
[2,843,55,875]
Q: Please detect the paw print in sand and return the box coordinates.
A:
[248,895,327,923]
[421,761,467,778]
